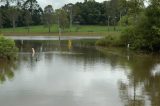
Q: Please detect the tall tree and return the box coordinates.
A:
[43,5,54,33]
[24,10,32,32]
[0,11,3,28]
[127,0,144,21]
[7,6,19,30]
[23,0,39,15]
[63,3,74,31]
[23,0,42,25]
[56,9,69,30]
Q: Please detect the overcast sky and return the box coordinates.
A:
[37,0,106,9]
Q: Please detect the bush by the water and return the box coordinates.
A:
[0,35,18,59]
[96,1,160,51]
[96,35,122,47]
[120,2,160,51]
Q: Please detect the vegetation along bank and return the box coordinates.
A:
[0,35,18,59]
[96,0,160,52]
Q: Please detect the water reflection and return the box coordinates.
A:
[0,59,17,84]
[97,47,160,106]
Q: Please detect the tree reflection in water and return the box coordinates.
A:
[0,59,17,84]
[97,47,160,106]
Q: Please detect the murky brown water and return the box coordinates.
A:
[0,40,160,106]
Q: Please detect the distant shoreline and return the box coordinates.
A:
[3,31,121,37]
[6,35,103,41]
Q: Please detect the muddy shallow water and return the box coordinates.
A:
[0,40,160,106]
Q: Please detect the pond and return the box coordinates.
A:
[0,39,160,106]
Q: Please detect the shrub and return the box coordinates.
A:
[96,35,122,47]
[119,15,135,26]
[119,2,160,51]
[0,35,18,59]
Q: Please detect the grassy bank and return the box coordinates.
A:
[0,25,122,36]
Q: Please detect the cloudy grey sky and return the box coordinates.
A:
[37,0,106,9]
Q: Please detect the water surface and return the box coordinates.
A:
[0,40,160,106]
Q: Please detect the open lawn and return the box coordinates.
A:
[0,25,123,36]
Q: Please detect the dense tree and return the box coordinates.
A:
[23,0,38,14]
[118,0,144,26]
[23,0,42,25]
[80,1,102,24]
[32,6,43,25]
[61,0,129,26]
[7,6,19,30]
[0,0,43,28]
[0,4,11,27]
[0,0,129,28]
[120,0,160,51]
[0,11,3,28]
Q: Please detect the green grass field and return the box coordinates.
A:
[0,25,123,36]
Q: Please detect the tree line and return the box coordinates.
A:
[0,0,43,30]
[0,0,131,30]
